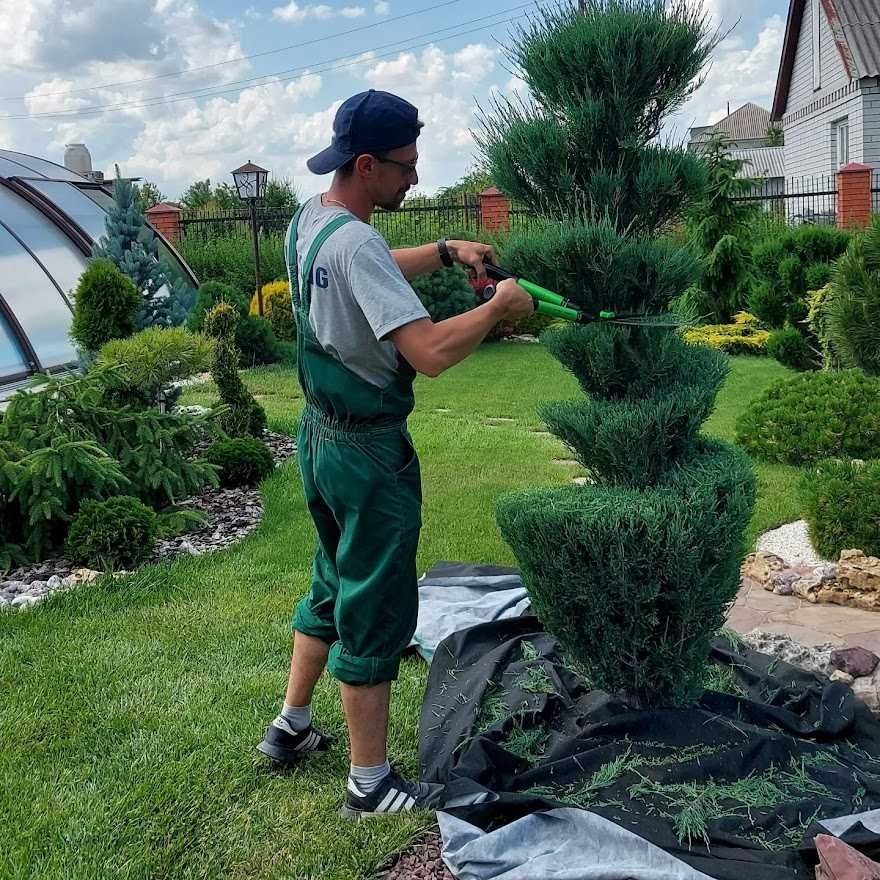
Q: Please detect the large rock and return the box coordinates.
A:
[792,564,838,602]
[815,833,880,879]
[741,552,786,590]
[741,631,840,677]
[827,550,880,611]
[831,647,880,679]
[852,667,880,713]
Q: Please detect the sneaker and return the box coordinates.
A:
[256,717,334,764]
[341,769,445,819]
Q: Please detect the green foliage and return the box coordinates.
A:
[437,166,493,198]
[204,302,267,437]
[497,441,755,707]
[133,181,166,213]
[156,507,208,539]
[206,437,274,487]
[178,234,287,300]
[688,135,756,322]
[65,495,158,570]
[93,176,195,328]
[0,368,218,558]
[188,281,280,365]
[805,263,833,291]
[251,281,296,342]
[766,327,816,372]
[825,217,880,375]
[409,267,476,322]
[181,178,300,212]
[748,280,788,328]
[735,370,880,465]
[95,327,215,405]
[486,0,755,708]
[69,259,141,353]
[801,459,880,559]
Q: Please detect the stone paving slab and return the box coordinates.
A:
[728,576,878,650]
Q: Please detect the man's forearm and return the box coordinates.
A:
[426,300,504,375]
[391,243,445,280]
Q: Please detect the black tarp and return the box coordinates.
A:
[420,606,880,880]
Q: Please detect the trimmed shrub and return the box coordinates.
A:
[70,259,141,352]
[735,370,880,465]
[207,437,274,487]
[805,263,833,291]
[65,495,158,569]
[188,281,249,331]
[156,507,208,539]
[95,327,214,405]
[825,217,880,375]
[748,280,788,329]
[683,312,769,354]
[410,267,476,322]
[203,302,267,437]
[250,280,295,341]
[766,327,816,372]
[801,459,880,559]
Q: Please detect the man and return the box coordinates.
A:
[257,89,533,819]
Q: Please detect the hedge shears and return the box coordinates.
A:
[479,263,686,328]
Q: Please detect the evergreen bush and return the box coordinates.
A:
[765,327,816,372]
[800,459,880,560]
[69,260,141,353]
[65,495,158,570]
[207,437,274,487]
[250,280,296,341]
[481,0,755,708]
[410,267,476,322]
[825,217,880,375]
[683,312,769,354]
[95,327,214,406]
[203,302,267,437]
[735,370,880,465]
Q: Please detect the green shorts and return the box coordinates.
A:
[292,410,422,685]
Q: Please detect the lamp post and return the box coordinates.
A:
[232,160,269,316]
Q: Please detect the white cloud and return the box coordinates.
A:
[374,0,390,13]
[272,1,366,23]
[669,14,784,139]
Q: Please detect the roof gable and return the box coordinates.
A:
[772,0,880,120]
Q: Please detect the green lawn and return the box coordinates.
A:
[1,347,796,880]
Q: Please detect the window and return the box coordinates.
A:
[832,118,850,168]
[812,0,822,90]
[0,224,78,370]
[24,180,109,241]
[0,310,28,377]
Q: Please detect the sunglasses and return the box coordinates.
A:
[373,155,418,176]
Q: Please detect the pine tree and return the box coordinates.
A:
[93,176,194,329]
[483,0,756,708]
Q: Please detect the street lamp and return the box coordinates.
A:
[232,160,269,316]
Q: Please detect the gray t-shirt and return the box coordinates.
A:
[285,195,430,387]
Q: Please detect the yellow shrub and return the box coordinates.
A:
[251,280,295,341]
[684,313,769,355]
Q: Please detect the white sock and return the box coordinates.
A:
[349,760,391,794]
[276,702,311,732]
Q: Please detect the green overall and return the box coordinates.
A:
[286,206,422,686]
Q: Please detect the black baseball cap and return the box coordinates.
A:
[307,89,422,175]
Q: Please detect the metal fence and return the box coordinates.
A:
[732,175,838,226]
[871,172,880,215]
[179,194,539,243]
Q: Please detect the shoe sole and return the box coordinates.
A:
[339,804,433,821]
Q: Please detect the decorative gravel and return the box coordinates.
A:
[756,520,829,567]
[373,832,454,880]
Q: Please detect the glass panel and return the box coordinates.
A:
[0,310,29,378]
[0,224,77,369]
[0,150,87,181]
[25,180,108,241]
[77,186,116,212]
[0,155,44,179]
[0,186,88,301]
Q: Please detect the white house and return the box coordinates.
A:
[771,0,880,183]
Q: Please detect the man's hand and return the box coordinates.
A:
[447,240,497,278]
[491,278,535,321]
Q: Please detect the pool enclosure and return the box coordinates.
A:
[0,149,195,396]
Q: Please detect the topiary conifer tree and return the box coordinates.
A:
[482,0,756,708]
[93,176,194,328]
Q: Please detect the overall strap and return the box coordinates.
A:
[287,212,355,313]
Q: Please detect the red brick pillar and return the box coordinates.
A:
[837,163,873,230]
[146,202,183,243]
[479,186,510,232]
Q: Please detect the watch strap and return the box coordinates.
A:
[437,238,454,268]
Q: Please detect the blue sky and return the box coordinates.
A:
[0,0,789,199]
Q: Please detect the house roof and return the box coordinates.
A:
[690,103,772,144]
[772,0,880,120]
[730,146,786,180]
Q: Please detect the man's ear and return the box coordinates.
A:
[354,154,376,177]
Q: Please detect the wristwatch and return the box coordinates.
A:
[437,238,454,268]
